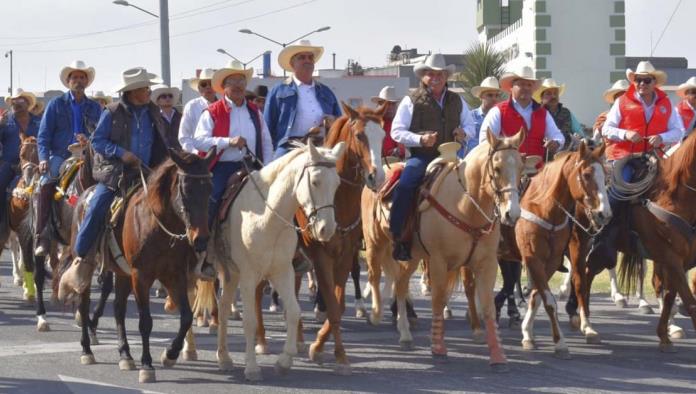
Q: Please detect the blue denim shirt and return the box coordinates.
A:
[92,103,154,166]
[459,106,486,158]
[69,91,84,136]
[6,112,41,138]
[264,78,341,149]
[37,92,101,162]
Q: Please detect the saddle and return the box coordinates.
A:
[109,182,143,227]
[54,158,83,203]
[217,169,250,224]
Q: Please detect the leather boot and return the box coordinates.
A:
[34,182,55,256]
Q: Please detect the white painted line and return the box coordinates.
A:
[0,338,170,358]
[59,375,165,394]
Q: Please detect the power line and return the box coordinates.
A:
[651,0,682,55]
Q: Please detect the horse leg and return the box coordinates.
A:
[308,252,337,366]
[352,255,366,319]
[78,287,96,365]
[420,259,431,296]
[608,266,627,308]
[34,255,49,332]
[521,288,541,350]
[568,236,599,343]
[239,278,262,381]
[269,267,301,377]
[637,260,654,314]
[474,257,508,371]
[88,271,113,346]
[533,258,570,359]
[428,257,449,361]
[208,279,220,333]
[657,289,678,353]
[294,272,306,353]
[182,284,198,361]
[10,234,23,286]
[654,272,685,340]
[558,260,572,300]
[395,263,417,350]
[462,266,484,343]
[114,274,135,370]
[365,245,383,326]
[216,272,237,371]
[158,275,194,369]
[254,281,269,355]
[133,273,157,383]
[331,266,352,375]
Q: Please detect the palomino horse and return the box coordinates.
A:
[65,149,214,385]
[362,129,526,371]
[510,143,611,357]
[212,141,344,381]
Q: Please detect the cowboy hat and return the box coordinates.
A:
[254,84,268,98]
[188,68,215,90]
[499,64,540,92]
[371,86,400,104]
[603,79,630,103]
[413,53,456,77]
[90,90,113,105]
[114,67,162,93]
[626,61,667,87]
[677,76,696,99]
[211,60,254,94]
[30,100,45,116]
[278,40,324,73]
[470,76,504,99]
[59,60,96,89]
[533,78,566,102]
[4,88,36,109]
[150,84,181,104]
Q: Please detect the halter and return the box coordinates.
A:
[483,145,520,219]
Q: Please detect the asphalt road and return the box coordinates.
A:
[0,255,695,394]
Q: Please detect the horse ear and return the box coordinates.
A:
[168,148,186,168]
[592,142,606,160]
[509,127,526,149]
[486,128,499,148]
[341,100,359,120]
[578,139,588,160]
[308,138,321,161]
[374,102,387,118]
[203,146,217,167]
[330,141,346,161]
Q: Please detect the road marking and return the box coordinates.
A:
[0,338,169,358]
[58,375,165,394]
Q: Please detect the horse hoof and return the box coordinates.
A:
[218,358,234,372]
[160,350,177,368]
[443,308,453,320]
[208,323,218,335]
[639,305,654,315]
[80,354,96,365]
[355,308,366,319]
[36,321,50,332]
[274,353,293,375]
[196,316,208,327]
[569,315,580,331]
[554,348,572,360]
[669,326,686,340]
[230,310,242,321]
[367,313,381,326]
[139,368,156,383]
[244,368,263,382]
[89,331,99,346]
[74,311,82,327]
[585,332,602,344]
[182,350,198,361]
[334,363,352,376]
[490,363,510,373]
[420,283,430,297]
[13,278,22,287]
[472,331,487,344]
[399,340,415,351]
[255,344,269,355]
[614,298,628,308]
[431,353,448,363]
[296,341,307,354]
[119,359,136,371]
[155,289,166,299]
[659,343,677,353]
[521,340,536,350]
[308,343,324,365]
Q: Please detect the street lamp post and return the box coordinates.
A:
[238,26,331,76]
[113,0,171,86]
[4,50,12,94]
[216,49,271,70]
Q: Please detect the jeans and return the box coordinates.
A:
[40,155,66,185]
[74,183,117,257]
[389,155,431,238]
[209,161,243,227]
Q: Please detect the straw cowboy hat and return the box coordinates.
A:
[413,53,456,77]
[188,68,215,90]
[278,40,324,72]
[626,60,667,87]
[211,60,254,94]
[59,60,96,89]
[533,78,566,102]
[30,100,45,116]
[470,76,504,98]
[91,90,113,105]
[150,84,181,104]
[371,86,400,104]
[4,88,37,109]
[676,76,696,99]
[114,67,162,93]
[603,79,630,103]
[499,64,540,92]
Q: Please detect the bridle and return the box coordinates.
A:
[484,145,520,218]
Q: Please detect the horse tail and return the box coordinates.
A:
[617,250,643,297]
[192,280,217,317]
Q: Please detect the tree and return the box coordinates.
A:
[456,42,507,108]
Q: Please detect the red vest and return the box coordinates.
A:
[677,100,695,133]
[606,85,671,160]
[203,99,263,169]
[498,98,547,158]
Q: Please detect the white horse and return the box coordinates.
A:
[212,141,345,381]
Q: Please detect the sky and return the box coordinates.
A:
[0,0,693,94]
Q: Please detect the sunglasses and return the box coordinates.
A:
[158,94,173,100]
[198,81,211,88]
[634,77,654,85]
[293,53,315,61]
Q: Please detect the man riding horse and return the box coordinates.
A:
[389,53,476,261]
[35,60,102,257]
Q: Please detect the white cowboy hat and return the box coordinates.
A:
[113,67,162,93]
[533,78,566,102]
[278,40,324,73]
[150,84,181,104]
[4,88,37,109]
[676,76,696,99]
[603,79,630,103]
[30,100,45,116]
[90,90,113,105]
[626,61,667,87]
[59,60,96,89]
[188,68,216,90]
[371,86,400,104]
[211,60,254,94]
[413,53,456,78]
[499,64,540,92]
[470,76,504,99]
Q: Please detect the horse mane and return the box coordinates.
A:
[19,137,38,164]
[258,145,306,184]
[324,116,350,148]
[525,152,575,206]
[148,159,178,217]
[662,131,696,196]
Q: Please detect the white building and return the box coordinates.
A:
[477,0,626,125]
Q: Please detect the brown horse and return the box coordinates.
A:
[253,102,385,375]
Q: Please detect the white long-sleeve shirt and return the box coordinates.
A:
[289,75,325,138]
[602,91,683,144]
[478,99,565,146]
[179,96,215,153]
[391,92,476,147]
[194,96,273,164]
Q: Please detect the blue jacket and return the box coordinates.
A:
[37,92,101,162]
[91,103,155,166]
[264,78,341,149]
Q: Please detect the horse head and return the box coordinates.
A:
[571,141,612,229]
[295,140,345,242]
[166,148,215,253]
[330,101,385,191]
[484,127,527,226]
[19,136,39,187]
